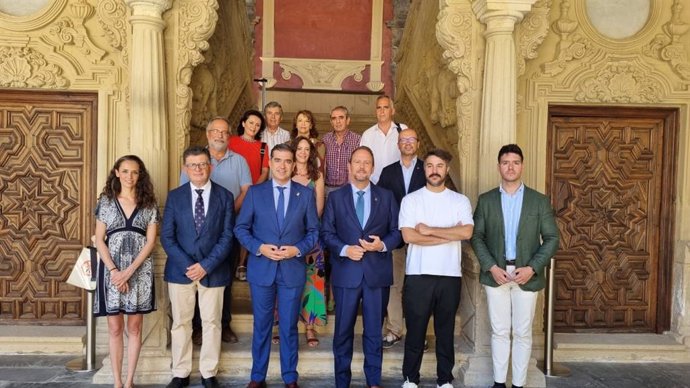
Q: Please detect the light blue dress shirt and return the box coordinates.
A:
[500,182,524,260]
[272,179,291,218]
[401,158,417,194]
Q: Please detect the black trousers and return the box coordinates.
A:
[402,275,461,385]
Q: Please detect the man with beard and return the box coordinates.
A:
[471,144,559,388]
[321,146,401,388]
[398,149,474,388]
[180,117,252,345]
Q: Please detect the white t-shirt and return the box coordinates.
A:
[398,187,474,277]
[360,122,407,183]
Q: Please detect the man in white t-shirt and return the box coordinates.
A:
[398,149,474,388]
[360,95,407,183]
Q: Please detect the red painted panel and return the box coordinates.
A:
[254,0,395,95]
[274,0,372,60]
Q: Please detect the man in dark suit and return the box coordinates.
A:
[471,144,560,388]
[376,128,426,349]
[321,146,402,388]
[161,146,235,388]
[234,143,319,388]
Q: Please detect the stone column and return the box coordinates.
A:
[473,0,536,194]
[464,1,545,387]
[126,0,172,203]
[93,0,173,384]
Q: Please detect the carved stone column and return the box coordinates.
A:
[93,0,173,384]
[126,0,172,203]
[465,1,545,387]
[473,0,536,194]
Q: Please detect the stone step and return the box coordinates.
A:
[0,325,84,354]
[553,333,690,362]
[95,332,454,385]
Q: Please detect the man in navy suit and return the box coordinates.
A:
[162,146,235,388]
[321,146,402,388]
[234,143,319,388]
[376,128,426,349]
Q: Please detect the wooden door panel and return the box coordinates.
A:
[548,106,676,333]
[0,90,97,325]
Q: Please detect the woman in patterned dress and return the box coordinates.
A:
[292,136,327,346]
[94,155,159,388]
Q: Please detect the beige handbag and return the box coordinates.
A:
[66,247,98,291]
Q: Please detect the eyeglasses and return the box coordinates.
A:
[398,137,418,144]
[185,162,210,170]
[208,129,230,137]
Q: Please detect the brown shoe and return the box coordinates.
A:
[285,382,300,388]
[246,381,267,388]
[222,326,238,343]
[192,329,202,346]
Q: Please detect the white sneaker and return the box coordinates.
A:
[402,378,418,388]
[437,383,454,388]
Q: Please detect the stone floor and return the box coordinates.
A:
[0,355,689,388]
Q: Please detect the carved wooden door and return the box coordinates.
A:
[547,106,677,333]
[0,90,97,325]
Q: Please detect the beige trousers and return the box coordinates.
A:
[168,281,224,378]
[384,246,407,337]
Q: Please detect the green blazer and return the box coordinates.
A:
[471,186,560,291]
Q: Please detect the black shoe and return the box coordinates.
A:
[166,376,190,388]
[222,327,238,343]
[511,386,523,388]
[423,339,429,352]
[202,376,220,388]
[490,383,507,388]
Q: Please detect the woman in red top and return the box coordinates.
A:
[228,109,269,184]
[228,109,270,281]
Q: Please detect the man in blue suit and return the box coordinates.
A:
[162,146,235,388]
[321,146,402,388]
[234,143,319,388]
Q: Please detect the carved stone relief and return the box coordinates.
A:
[173,0,218,159]
[516,0,551,76]
[642,0,690,80]
[574,60,665,103]
[0,46,69,88]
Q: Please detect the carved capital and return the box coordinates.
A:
[125,0,172,19]
[0,46,69,88]
[472,0,537,34]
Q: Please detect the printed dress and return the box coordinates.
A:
[93,196,159,316]
[299,180,327,326]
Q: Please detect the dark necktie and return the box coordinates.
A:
[194,189,205,234]
[356,190,365,227]
[276,186,286,230]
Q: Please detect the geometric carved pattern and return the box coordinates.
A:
[548,108,668,332]
[0,90,97,324]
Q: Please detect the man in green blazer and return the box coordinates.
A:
[471,144,559,388]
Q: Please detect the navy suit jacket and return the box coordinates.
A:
[234,180,320,288]
[321,183,401,288]
[161,181,235,287]
[376,157,426,206]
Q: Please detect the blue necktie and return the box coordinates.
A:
[194,189,205,234]
[356,190,365,227]
[276,186,286,230]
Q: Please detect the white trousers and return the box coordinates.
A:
[169,281,224,378]
[484,282,538,386]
